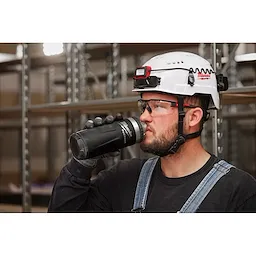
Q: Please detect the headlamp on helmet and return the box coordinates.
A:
[133,66,161,89]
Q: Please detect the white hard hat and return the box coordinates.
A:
[133,51,222,109]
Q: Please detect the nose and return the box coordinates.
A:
[140,108,152,123]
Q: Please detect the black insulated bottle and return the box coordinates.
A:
[69,116,146,160]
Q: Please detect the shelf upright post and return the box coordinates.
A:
[77,43,89,129]
[65,43,73,161]
[198,43,211,151]
[227,44,239,166]
[106,43,121,165]
[77,43,86,103]
[77,43,86,102]
[127,54,145,159]
[211,43,224,158]
[106,51,113,99]
[106,43,120,99]
[71,44,80,132]
[112,43,120,99]
[21,43,31,212]
[65,43,80,161]
[46,65,56,181]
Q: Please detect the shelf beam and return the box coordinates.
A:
[1,86,256,119]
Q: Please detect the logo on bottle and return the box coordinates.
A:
[119,121,133,144]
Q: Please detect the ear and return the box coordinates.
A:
[185,107,203,127]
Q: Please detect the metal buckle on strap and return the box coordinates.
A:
[131,207,144,213]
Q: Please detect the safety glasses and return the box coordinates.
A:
[138,99,199,116]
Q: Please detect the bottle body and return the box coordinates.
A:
[69,117,146,160]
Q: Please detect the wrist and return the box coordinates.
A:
[66,157,94,180]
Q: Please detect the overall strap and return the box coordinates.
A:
[131,156,159,212]
[178,160,234,213]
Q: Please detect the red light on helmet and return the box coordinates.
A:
[133,66,152,80]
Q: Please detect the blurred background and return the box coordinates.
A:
[0,43,256,212]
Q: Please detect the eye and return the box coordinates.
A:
[153,101,166,109]
[149,101,166,113]
[150,100,159,107]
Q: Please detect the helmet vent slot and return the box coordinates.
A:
[167,61,184,65]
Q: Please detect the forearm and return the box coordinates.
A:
[48,158,93,212]
[48,157,116,212]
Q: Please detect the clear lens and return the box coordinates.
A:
[138,100,147,114]
[138,99,177,116]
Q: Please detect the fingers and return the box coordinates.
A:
[84,113,123,129]
[103,113,123,124]
[94,117,103,126]
[114,113,123,121]
[84,117,103,129]
[84,119,94,129]
[104,115,114,124]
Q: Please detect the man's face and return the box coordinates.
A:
[139,92,179,156]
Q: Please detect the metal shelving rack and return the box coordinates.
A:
[211,43,224,158]
[20,43,31,212]
[1,43,256,212]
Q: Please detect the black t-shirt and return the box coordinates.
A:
[48,154,256,212]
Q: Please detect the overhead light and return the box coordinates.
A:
[43,43,64,56]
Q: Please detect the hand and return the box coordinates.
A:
[84,113,124,129]
[73,113,123,169]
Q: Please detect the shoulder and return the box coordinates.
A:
[230,166,256,192]
[229,166,256,211]
[223,161,256,189]
[211,157,256,189]
[217,160,256,208]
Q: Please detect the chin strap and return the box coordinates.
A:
[166,96,203,155]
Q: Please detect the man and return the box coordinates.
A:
[48,51,256,212]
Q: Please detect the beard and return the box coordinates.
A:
[140,123,179,157]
